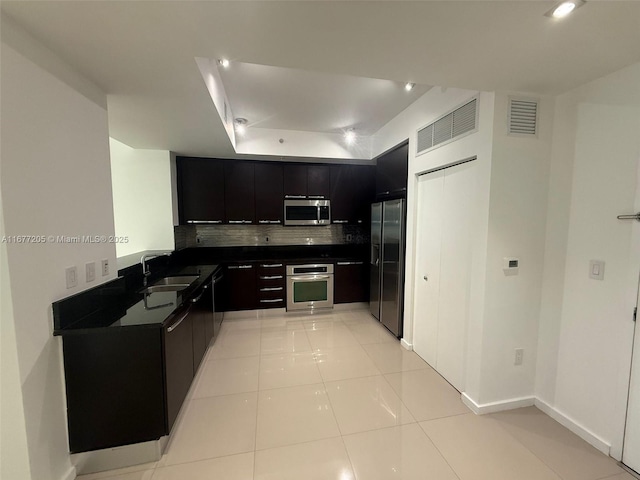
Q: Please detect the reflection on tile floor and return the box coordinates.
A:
[79,306,627,480]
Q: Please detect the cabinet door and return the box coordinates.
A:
[225,264,257,311]
[307,165,331,199]
[225,161,255,224]
[164,307,194,433]
[334,261,369,304]
[331,165,375,224]
[284,164,308,198]
[255,163,284,224]
[178,157,225,224]
[376,142,408,198]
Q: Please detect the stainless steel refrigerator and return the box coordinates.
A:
[370,199,405,337]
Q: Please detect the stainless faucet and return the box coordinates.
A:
[141,252,172,286]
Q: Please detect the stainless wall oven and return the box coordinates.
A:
[284,199,331,226]
[286,264,334,311]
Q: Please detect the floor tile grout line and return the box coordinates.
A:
[416,422,463,480]
[487,414,590,480]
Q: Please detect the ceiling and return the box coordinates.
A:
[218,62,430,136]
[2,1,640,158]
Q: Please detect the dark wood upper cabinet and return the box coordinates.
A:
[177,157,225,224]
[224,161,255,224]
[307,165,331,199]
[331,165,375,224]
[375,142,408,199]
[255,163,284,224]
[283,164,308,198]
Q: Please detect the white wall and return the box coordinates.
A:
[0,171,32,480]
[372,88,495,405]
[476,92,554,405]
[110,138,175,257]
[1,21,117,480]
[537,62,640,458]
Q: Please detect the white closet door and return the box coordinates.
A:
[413,170,444,369]
[413,160,477,392]
[435,161,477,391]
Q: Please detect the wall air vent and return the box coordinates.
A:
[416,97,478,156]
[508,98,538,136]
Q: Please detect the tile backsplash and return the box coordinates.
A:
[175,224,369,249]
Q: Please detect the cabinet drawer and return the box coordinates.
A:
[257,297,286,309]
[257,263,285,277]
[258,286,285,298]
[257,273,285,285]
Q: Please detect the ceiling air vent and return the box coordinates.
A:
[416,97,478,155]
[508,98,538,136]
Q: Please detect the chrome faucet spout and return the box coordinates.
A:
[141,252,172,285]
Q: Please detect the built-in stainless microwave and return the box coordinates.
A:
[284,199,331,226]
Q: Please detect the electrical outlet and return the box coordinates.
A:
[65,266,78,289]
[101,259,109,277]
[85,262,96,282]
[515,348,524,366]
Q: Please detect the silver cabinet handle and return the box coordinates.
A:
[260,298,284,303]
[228,220,243,224]
[260,264,283,268]
[285,195,306,199]
[337,261,364,266]
[187,220,222,224]
[258,220,282,224]
[191,284,210,303]
[260,275,283,280]
[333,220,348,224]
[167,306,191,333]
[308,195,325,199]
[228,265,253,270]
[260,287,283,292]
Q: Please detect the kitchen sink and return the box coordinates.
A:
[152,275,199,287]
[140,285,187,294]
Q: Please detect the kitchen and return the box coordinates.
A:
[2,2,640,480]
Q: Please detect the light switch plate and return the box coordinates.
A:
[589,260,605,280]
[101,259,109,277]
[86,262,96,282]
[65,266,78,289]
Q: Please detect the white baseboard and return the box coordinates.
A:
[61,465,76,480]
[400,338,413,351]
[461,392,535,415]
[71,438,165,475]
[534,398,611,456]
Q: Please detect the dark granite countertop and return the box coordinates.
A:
[53,264,220,335]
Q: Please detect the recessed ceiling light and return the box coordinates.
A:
[344,129,356,144]
[234,118,247,135]
[546,0,585,18]
[405,82,415,92]
[218,58,230,68]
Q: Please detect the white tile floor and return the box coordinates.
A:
[78,306,633,480]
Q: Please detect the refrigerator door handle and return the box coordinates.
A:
[371,244,380,266]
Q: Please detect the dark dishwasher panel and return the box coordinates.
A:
[164,305,194,433]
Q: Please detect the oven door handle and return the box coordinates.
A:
[289,275,331,281]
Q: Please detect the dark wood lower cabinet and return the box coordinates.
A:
[334,261,369,304]
[164,306,194,433]
[224,264,257,311]
[63,328,166,453]
[62,279,218,453]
